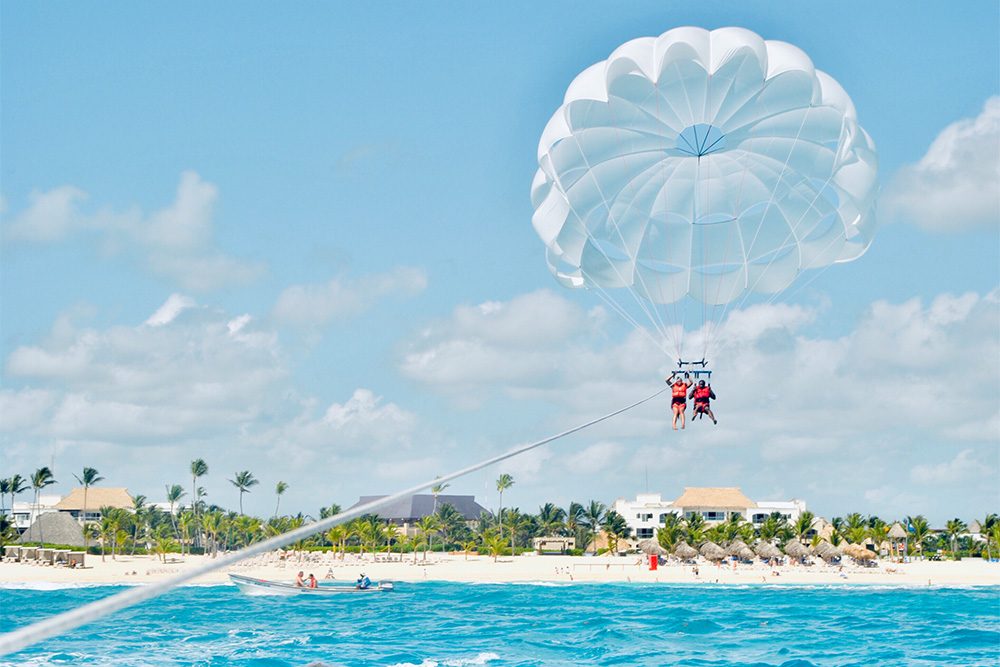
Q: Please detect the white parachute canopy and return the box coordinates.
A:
[531,27,878,361]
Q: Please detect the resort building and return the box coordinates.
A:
[347,494,488,536]
[612,488,809,539]
[54,487,135,523]
[10,495,62,533]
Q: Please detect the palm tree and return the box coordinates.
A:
[190,459,208,518]
[431,478,450,515]
[274,481,289,518]
[944,518,967,558]
[319,504,342,519]
[0,479,10,518]
[980,514,998,561]
[495,474,514,538]
[165,484,186,538]
[129,495,147,555]
[481,530,505,562]
[536,503,566,537]
[566,502,585,546]
[582,501,606,554]
[416,515,440,561]
[384,523,401,560]
[906,515,931,559]
[685,513,707,546]
[603,511,630,553]
[30,467,56,547]
[228,471,259,516]
[8,475,28,522]
[793,510,815,544]
[72,467,104,528]
[657,513,685,552]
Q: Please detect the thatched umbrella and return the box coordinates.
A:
[637,538,669,556]
[843,543,875,561]
[700,541,726,561]
[754,541,783,560]
[784,540,809,559]
[888,523,907,562]
[815,541,841,561]
[674,541,699,559]
[737,546,756,561]
[724,539,749,557]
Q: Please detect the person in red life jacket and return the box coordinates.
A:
[689,380,717,424]
[307,573,318,589]
[666,372,693,430]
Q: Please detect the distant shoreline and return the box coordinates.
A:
[2,553,997,588]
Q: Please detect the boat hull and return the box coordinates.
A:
[229,573,394,596]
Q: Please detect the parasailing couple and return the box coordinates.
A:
[667,373,716,430]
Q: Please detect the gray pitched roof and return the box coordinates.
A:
[348,494,487,522]
[19,512,86,547]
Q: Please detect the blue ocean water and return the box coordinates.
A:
[1,582,998,666]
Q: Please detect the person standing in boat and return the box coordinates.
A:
[356,572,371,590]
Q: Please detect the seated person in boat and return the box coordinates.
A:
[356,572,371,590]
[294,571,306,587]
[307,573,317,589]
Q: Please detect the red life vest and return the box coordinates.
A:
[693,386,711,401]
[672,382,688,398]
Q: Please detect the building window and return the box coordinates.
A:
[636,528,654,539]
[704,511,725,521]
[752,514,767,523]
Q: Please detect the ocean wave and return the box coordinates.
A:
[388,652,500,667]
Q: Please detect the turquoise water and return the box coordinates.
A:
[1,582,998,666]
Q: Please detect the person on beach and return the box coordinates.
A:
[667,372,693,430]
[689,380,717,424]
[356,572,371,590]
[294,571,305,587]
[307,574,317,589]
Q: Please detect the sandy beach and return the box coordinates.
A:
[2,551,997,588]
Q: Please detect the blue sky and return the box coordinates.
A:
[2,2,997,526]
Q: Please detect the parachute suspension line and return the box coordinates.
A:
[706,108,851,357]
[705,100,815,356]
[546,143,676,355]
[0,386,670,657]
[580,104,682,359]
[703,70,768,362]
[652,76,684,359]
[700,73,714,363]
[588,286,675,358]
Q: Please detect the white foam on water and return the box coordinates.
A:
[389,652,500,667]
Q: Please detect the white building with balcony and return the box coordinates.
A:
[613,488,808,539]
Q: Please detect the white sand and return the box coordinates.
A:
[2,551,997,588]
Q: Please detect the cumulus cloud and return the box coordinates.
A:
[882,97,1000,231]
[910,449,989,485]
[271,266,427,327]
[1,172,266,291]
[2,295,287,441]
[396,286,998,519]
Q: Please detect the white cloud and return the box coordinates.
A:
[271,266,428,327]
[146,294,197,326]
[1,172,266,291]
[910,449,990,485]
[882,97,1000,231]
[2,295,287,441]
[395,286,999,520]
[4,185,88,242]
